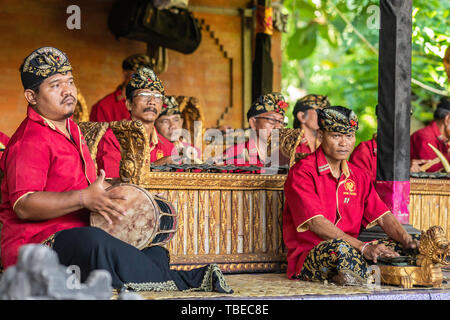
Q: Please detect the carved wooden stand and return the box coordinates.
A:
[378,226,449,288]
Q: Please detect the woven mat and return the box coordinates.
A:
[116,272,450,300]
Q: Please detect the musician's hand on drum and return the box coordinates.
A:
[83,170,127,225]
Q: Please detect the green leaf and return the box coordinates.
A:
[286,23,319,60]
[318,24,339,48]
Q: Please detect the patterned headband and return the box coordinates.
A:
[293,94,330,114]
[160,95,182,117]
[247,92,289,121]
[20,47,72,90]
[317,106,359,134]
[126,66,165,99]
[122,54,153,71]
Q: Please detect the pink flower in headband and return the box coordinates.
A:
[277,100,288,109]
[350,119,357,127]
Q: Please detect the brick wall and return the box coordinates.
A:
[0,0,281,136]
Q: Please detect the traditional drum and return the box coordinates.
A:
[90,183,178,249]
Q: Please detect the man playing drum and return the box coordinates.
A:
[283,106,418,285]
[0,47,232,294]
[96,66,176,178]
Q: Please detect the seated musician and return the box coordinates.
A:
[96,67,176,179]
[224,93,288,169]
[154,95,201,162]
[293,94,330,157]
[283,106,418,285]
[0,47,232,293]
[349,134,378,183]
[89,54,152,122]
[350,134,428,183]
[410,98,450,172]
[0,131,10,158]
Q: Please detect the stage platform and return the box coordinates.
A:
[117,270,450,300]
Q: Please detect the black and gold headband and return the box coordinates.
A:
[126,66,165,99]
[247,92,289,121]
[122,53,153,71]
[160,96,182,117]
[317,106,359,134]
[20,46,72,90]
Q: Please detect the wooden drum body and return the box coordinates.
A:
[90,184,177,249]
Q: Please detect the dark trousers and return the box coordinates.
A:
[298,236,420,281]
[52,226,232,293]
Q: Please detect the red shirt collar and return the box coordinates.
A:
[315,146,350,178]
[27,104,56,129]
[27,104,76,134]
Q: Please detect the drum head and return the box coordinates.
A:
[90,183,158,249]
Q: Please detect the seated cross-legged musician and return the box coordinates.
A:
[410,98,450,172]
[283,106,418,285]
[292,94,330,157]
[89,54,152,122]
[0,47,232,293]
[96,67,176,179]
[154,95,201,163]
[223,93,288,171]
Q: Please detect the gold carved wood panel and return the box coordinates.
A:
[410,178,450,239]
[140,174,448,272]
[145,176,286,273]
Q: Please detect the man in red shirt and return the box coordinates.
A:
[155,96,201,163]
[0,47,232,294]
[223,93,288,170]
[349,134,378,183]
[283,106,418,284]
[89,54,153,122]
[410,98,450,172]
[0,47,127,268]
[96,67,176,179]
[350,134,428,183]
[292,94,330,157]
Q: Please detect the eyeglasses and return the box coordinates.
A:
[133,92,164,102]
[254,116,287,127]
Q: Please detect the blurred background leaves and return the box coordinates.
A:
[280,0,449,144]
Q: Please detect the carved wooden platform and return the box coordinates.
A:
[144,172,286,272]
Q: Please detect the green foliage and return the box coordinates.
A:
[281,0,450,144]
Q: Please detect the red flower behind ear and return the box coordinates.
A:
[350,120,357,127]
[277,101,288,109]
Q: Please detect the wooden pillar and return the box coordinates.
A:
[376,0,413,225]
[251,0,273,101]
